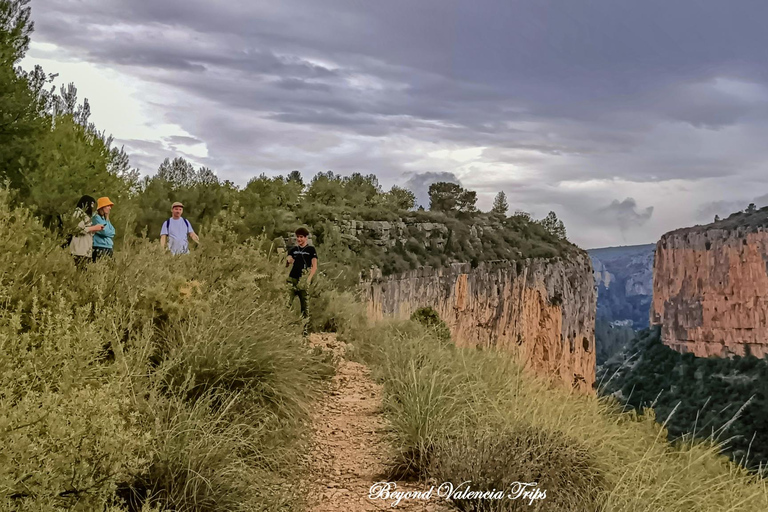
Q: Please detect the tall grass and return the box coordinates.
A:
[0,190,333,511]
[346,317,768,511]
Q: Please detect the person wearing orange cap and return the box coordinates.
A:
[92,197,116,261]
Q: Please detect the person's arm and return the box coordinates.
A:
[161,222,169,250]
[308,257,318,284]
[102,221,116,239]
[79,219,103,234]
[92,216,107,242]
[185,220,199,243]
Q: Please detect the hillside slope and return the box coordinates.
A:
[598,327,768,471]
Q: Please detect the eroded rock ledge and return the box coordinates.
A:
[361,255,596,392]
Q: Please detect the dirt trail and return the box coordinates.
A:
[304,333,452,512]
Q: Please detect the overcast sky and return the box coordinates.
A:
[22,0,768,248]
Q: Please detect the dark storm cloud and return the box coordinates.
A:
[25,0,768,246]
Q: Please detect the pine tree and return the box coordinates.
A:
[491,191,508,216]
[540,211,567,239]
[0,0,51,194]
[428,182,477,213]
[385,185,416,210]
[287,170,304,187]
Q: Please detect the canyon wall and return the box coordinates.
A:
[651,224,768,357]
[361,254,596,392]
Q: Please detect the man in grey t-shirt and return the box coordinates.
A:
[160,202,199,254]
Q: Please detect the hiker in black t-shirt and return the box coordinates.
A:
[286,227,318,325]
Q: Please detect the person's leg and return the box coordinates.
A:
[74,255,89,270]
[298,288,309,319]
[287,278,298,309]
[92,247,113,261]
[298,288,310,336]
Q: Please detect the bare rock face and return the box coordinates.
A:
[651,225,768,358]
[361,255,596,392]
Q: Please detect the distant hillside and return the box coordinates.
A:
[598,327,768,471]
[588,243,655,328]
[588,244,655,364]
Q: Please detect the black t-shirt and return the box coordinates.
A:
[287,245,318,280]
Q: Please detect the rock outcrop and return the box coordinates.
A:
[651,218,768,358]
[361,255,596,392]
[337,219,449,248]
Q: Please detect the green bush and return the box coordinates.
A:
[410,306,451,344]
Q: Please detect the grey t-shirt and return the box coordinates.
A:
[161,217,194,254]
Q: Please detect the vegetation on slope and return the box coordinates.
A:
[340,314,768,512]
[594,319,636,366]
[0,190,335,511]
[670,202,768,236]
[598,327,768,472]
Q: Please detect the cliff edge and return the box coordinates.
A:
[651,209,768,357]
[362,254,596,392]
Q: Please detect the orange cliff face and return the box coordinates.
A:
[651,223,768,358]
[361,255,596,392]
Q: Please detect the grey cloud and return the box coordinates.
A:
[24,0,768,247]
[753,193,768,207]
[403,172,461,210]
[165,135,203,146]
[598,198,654,234]
[696,192,768,222]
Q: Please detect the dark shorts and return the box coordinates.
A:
[92,247,113,262]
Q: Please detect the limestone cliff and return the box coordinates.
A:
[362,255,596,392]
[651,214,768,358]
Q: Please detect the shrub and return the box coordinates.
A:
[431,427,604,511]
[410,306,451,344]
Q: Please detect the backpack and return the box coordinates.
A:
[164,217,191,234]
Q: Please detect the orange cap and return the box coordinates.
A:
[96,197,114,210]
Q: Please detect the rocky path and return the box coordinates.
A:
[304,334,452,512]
